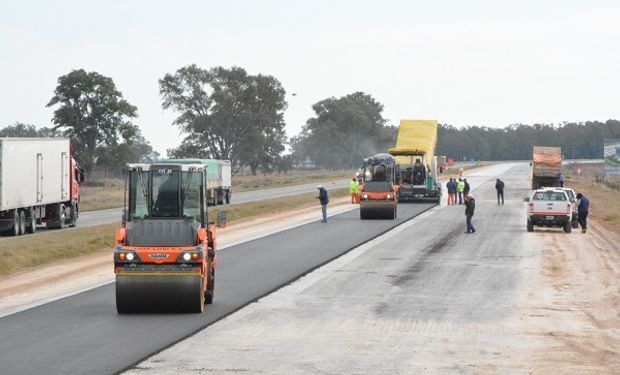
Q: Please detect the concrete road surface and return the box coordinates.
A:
[0,197,432,375]
[124,163,546,374]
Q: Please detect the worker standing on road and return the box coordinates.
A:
[576,192,589,233]
[349,178,359,204]
[495,178,505,205]
[463,178,471,199]
[317,185,329,223]
[464,195,476,233]
[446,178,456,205]
[456,178,465,204]
[559,174,565,187]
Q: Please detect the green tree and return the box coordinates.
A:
[95,125,160,172]
[0,122,60,137]
[47,69,138,171]
[293,92,395,169]
[160,65,288,174]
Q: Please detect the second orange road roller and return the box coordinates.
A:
[359,153,399,219]
[113,161,217,313]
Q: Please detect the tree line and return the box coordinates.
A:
[437,121,620,161]
[2,66,618,174]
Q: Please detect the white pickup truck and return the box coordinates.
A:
[525,188,573,233]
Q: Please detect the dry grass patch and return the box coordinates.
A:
[0,224,117,276]
[562,162,620,232]
[80,179,124,212]
[232,170,353,192]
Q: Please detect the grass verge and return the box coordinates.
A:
[0,187,349,277]
[0,223,118,276]
[562,162,620,232]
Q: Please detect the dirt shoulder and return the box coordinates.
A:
[511,218,620,374]
[0,196,354,316]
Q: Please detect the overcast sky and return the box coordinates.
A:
[1,0,619,154]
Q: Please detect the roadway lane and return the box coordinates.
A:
[124,163,532,374]
[0,202,433,375]
[0,179,350,239]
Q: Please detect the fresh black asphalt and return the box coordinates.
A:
[0,203,433,375]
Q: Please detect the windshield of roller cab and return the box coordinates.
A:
[128,167,203,220]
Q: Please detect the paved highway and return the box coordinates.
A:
[0,198,433,375]
[125,162,531,374]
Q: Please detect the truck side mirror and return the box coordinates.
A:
[523,197,530,202]
[121,209,128,224]
[79,169,85,183]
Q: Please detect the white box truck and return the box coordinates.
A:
[0,138,83,236]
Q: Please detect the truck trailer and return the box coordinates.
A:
[0,138,83,236]
[389,120,442,203]
[114,161,217,313]
[532,146,562,190]
[162,159,231,205]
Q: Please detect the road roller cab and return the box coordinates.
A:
[359,153,399,219]
[114,162,217,313]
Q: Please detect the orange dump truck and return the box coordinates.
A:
[532,146,562,190]
[114,161,217,313]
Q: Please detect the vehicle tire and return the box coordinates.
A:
[225,191,231,204]
[26,207,36,234]
[526,219,534,232]
[18,210,26,235]
[7,210,20,236]
[205,267,215,304]
[57,204,66,230]
[217,189,224,205]
[564,221,572,233]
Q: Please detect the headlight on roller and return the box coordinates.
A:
[386,194,392,199]
[362,194,368,199]
[183,253,191,261]
[126,253,135,261]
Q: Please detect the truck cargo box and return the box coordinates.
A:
[533,146,562,177]
[0,138,71,211]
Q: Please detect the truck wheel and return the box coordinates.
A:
[225,191,231,204]
[18,210,26,235]
[564,221,572,233]
[8,210,19,236]
[57,204,66,230]
[527,219,534,232]
[205,267,215,304]
[217,190,224,205]
[26,207,36,234]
